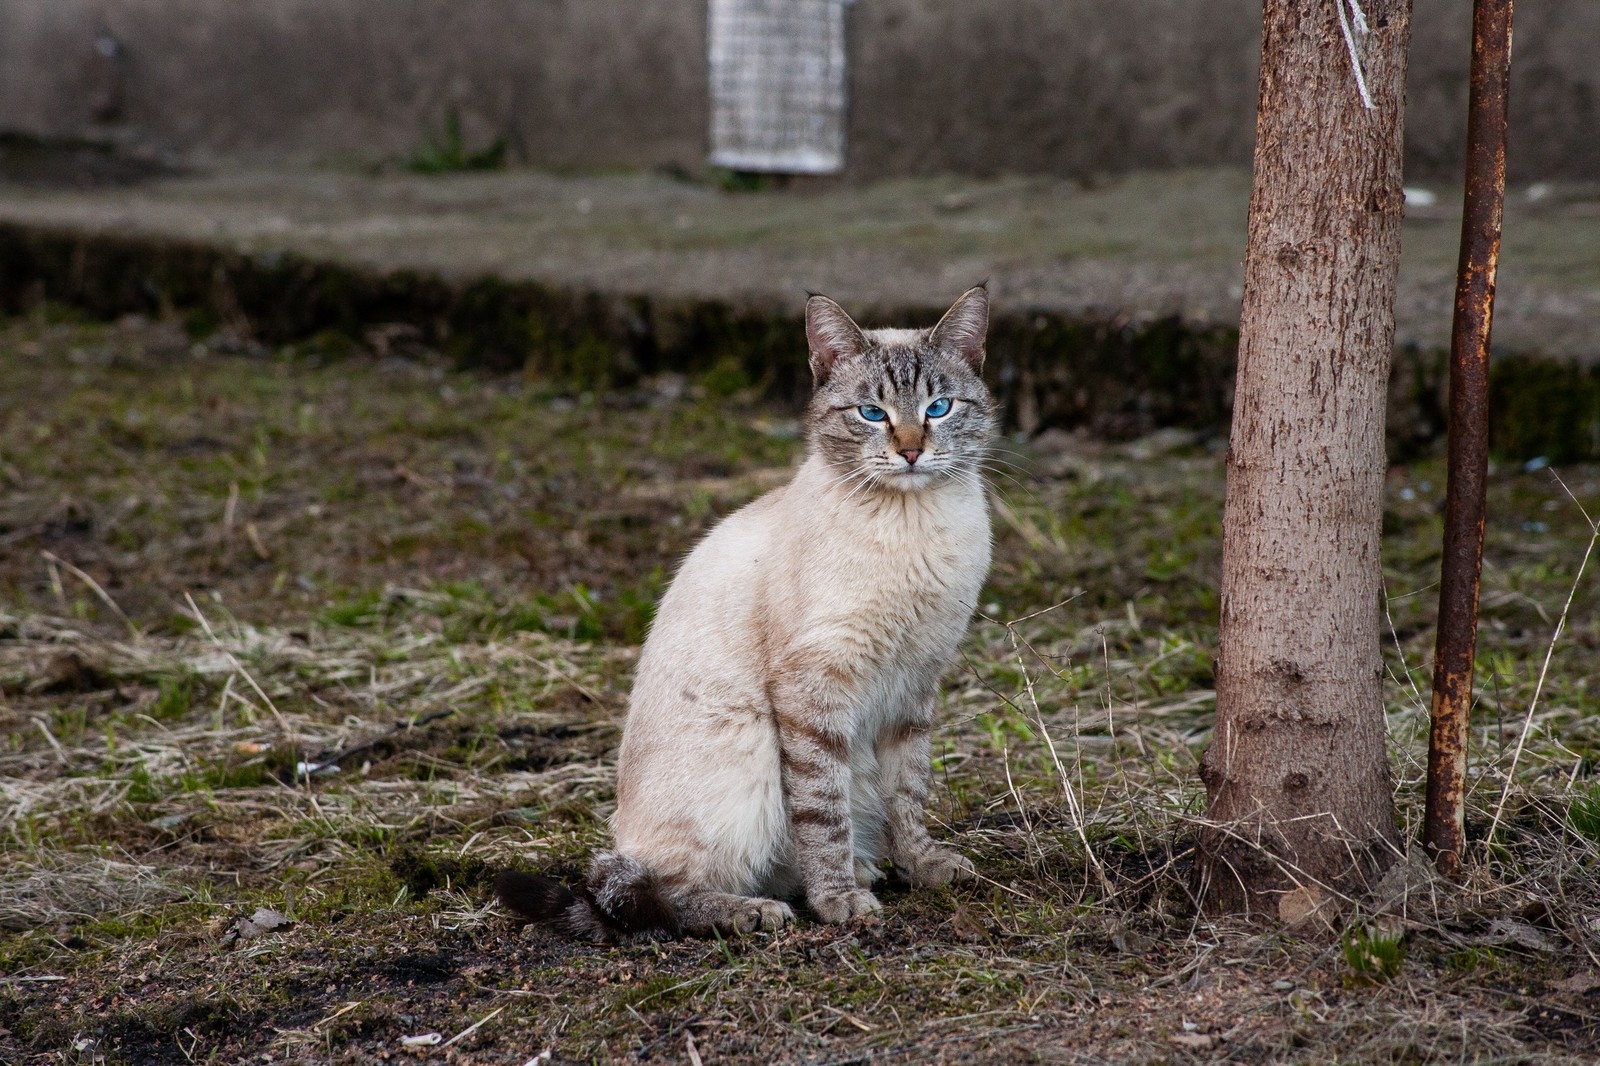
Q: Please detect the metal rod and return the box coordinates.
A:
[1425,0,1514,881]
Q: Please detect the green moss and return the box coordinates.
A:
[320,589,387,628]
[0,929,58,974]
[294,857,408,920]
[1490,356,1600,462]
[387,845,491,900]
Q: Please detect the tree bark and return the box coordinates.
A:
[1198,0,1411,917]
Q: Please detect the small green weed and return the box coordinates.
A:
[1568,783,1600,843]
[1444,946,1501,974]
[1343,923,1407,982]
[700,357,753,398]
[149,673,202,720]
[407,109,507,175]
[320,589,388,628]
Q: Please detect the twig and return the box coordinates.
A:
[312,1000,366,1031]
[1005,618,1110,890]
[183,592,295,745]
[34,718,69,765]
[40,551,138,637]
[440,1005,504,1049]
[312,708,459,768]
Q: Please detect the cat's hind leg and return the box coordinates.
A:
[849,751,887,888]
[675,891,794,936]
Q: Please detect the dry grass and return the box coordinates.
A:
[2,314,1599,1063]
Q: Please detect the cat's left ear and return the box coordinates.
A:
[929,285,989,373]
[805,295,866,385]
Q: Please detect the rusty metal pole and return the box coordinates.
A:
[1425,0,1514,880]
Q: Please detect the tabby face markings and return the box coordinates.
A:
[804,289,996,496]
[819,363,992,489]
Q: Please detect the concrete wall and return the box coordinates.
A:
[1,0,1594,181]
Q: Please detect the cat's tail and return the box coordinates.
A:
[494,851,679,942]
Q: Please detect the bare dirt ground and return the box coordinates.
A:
[1,162,1599,361]
[3,314,1600,1063]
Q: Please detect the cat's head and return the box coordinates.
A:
[804,286,996,493]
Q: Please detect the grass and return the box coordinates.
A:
[2,313,1600,1063]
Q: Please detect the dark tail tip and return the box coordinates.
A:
[495,857,679,942]
[494,870,576,924]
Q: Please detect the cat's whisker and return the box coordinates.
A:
[972,456,1029,479]
[976,472,1033,496]
[979,454,1032,474]
[839,468,883,507]
[960,469,1013,501]
[818,464,869,496]
[970,461,1035,495]
[971,453,1033,477]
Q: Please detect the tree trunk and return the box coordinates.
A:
[1198,0,1411,917]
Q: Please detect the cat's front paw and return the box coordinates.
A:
[901,846,976,888]
[810,887,882,924]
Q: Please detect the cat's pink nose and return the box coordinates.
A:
[900,449,922,466]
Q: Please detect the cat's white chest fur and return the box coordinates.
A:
[787,461,989,729]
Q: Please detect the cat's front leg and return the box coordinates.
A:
[879,699,975,888]
[772,667,881,923]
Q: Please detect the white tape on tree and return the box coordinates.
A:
[1336,0,1376,111]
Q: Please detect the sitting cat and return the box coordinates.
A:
[497,286,995,938]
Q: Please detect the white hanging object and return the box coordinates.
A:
[709,0,847,174]
[1335,0,1376,111]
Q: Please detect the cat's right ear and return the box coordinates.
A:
[929,285,989,373]
[805,295,866,386]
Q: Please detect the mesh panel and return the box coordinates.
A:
[709,0,847,174]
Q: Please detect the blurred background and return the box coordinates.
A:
[1,0,1597,456]
[2,0,1596,180]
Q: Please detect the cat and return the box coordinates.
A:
[496,286,995,939]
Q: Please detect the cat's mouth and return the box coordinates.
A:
[887,464,940,489]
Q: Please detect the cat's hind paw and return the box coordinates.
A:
[810,887,882,924]
[733,898,795,934]
[679,892,794,936]
[853,858,884,888]
[901,846,976,888]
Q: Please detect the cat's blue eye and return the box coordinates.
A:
[925,397,953,419]
[858,405,889,422]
